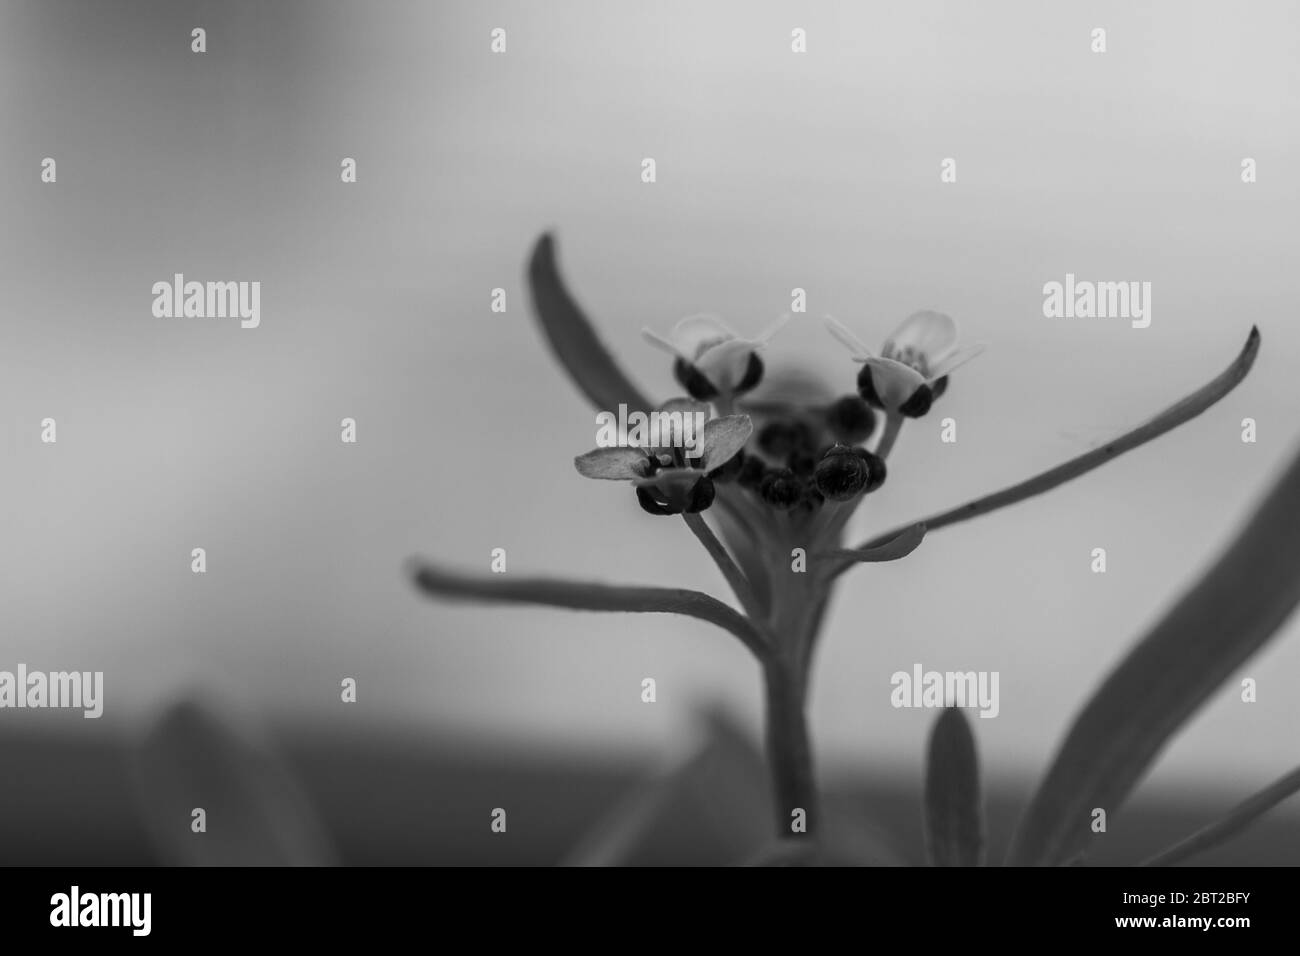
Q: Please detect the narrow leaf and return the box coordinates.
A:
[562,707,773,866]
[408,559,765,656]
[854,327,1259,551]
[1006,437,1300,866]
[528,233,654,412]
[924,707,985,867]
[1140,765,1300,867]
[682,512,763,621]
[131,698,337,866]
[822,523,926,574]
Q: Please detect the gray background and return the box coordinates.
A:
[1,0,1297,829]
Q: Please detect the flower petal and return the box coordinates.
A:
[633,468,700,491]
[883,310,959,363]
[863,356,927,410]
[649,398,711,458]
[700,414,754,472]
[929,343,986,380]
[641,326,688,361]
[670,313,737,359]
[574,447,650,480]
[656,397,711,418]
[755,312,791,344]
[823,315,876,360]
[695,338,760,393]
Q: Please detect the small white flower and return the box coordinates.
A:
[642,313,788,397]
[824,311,984,412]
[574,399,753,515]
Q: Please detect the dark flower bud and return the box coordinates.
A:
[758,421,797,458]
[682,474,716,513]
[636,486,675,516]
[788,451,817,477]
[737,456,766,488]
[825,395,877,443]
[708,448,745,484]
[735,353,764,393]
[758,419,816,459]
[759,467,803,510]
[898,383,934,418]
[672,357,719,401]
[930,375,949,400]
[814,445,869,501]
[798,486,826,515]
[851,446,887,492]
[856,365,884,408]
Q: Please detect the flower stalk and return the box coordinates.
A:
[408,233,1268,863]
[763,654,818,838]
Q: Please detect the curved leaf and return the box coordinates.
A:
[822,523,926,575]
[408,559,765,656]
[682,512,763,622]
[1140,764,1300,867]
[131,698,337,866]
[855,327,1259,551]
[924,707,985,867]
[1007,437,1300,866]
[528,233,654,412]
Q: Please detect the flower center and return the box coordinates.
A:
[691,334,731,359]
[882,344,931,378]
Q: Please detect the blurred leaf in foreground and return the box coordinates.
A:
[1009,437,1300,866]
[131,697,337,866]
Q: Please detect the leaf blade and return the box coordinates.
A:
[854,327,1259,551]
[528,233,654,413]
[822,522,926,574]
[1006,437,1300,866]
[1140,765,1300,867]
[131,698,337,866]
[924,707,985,867]
[408,559,765,656]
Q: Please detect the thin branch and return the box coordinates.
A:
[853,327,1260,552]
[682,512,765,625]
[875,413,904,460]
[1139,765,1300,867]
[408,559,766,657]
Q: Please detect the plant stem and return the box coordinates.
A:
[875,413,903,460]
[682,512,765,624]
[763,657,819,839]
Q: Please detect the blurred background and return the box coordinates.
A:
[1,0,1298,864]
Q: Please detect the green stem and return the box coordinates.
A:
[682,512,764,624]
[875,413,904,460]
[763,657,818,839]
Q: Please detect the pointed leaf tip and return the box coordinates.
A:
[527,233,654,413]
[924,707,985,867]
[1008,437,1300,866]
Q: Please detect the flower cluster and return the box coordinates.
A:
[574,311,983,519]
[413,234,1265,862]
